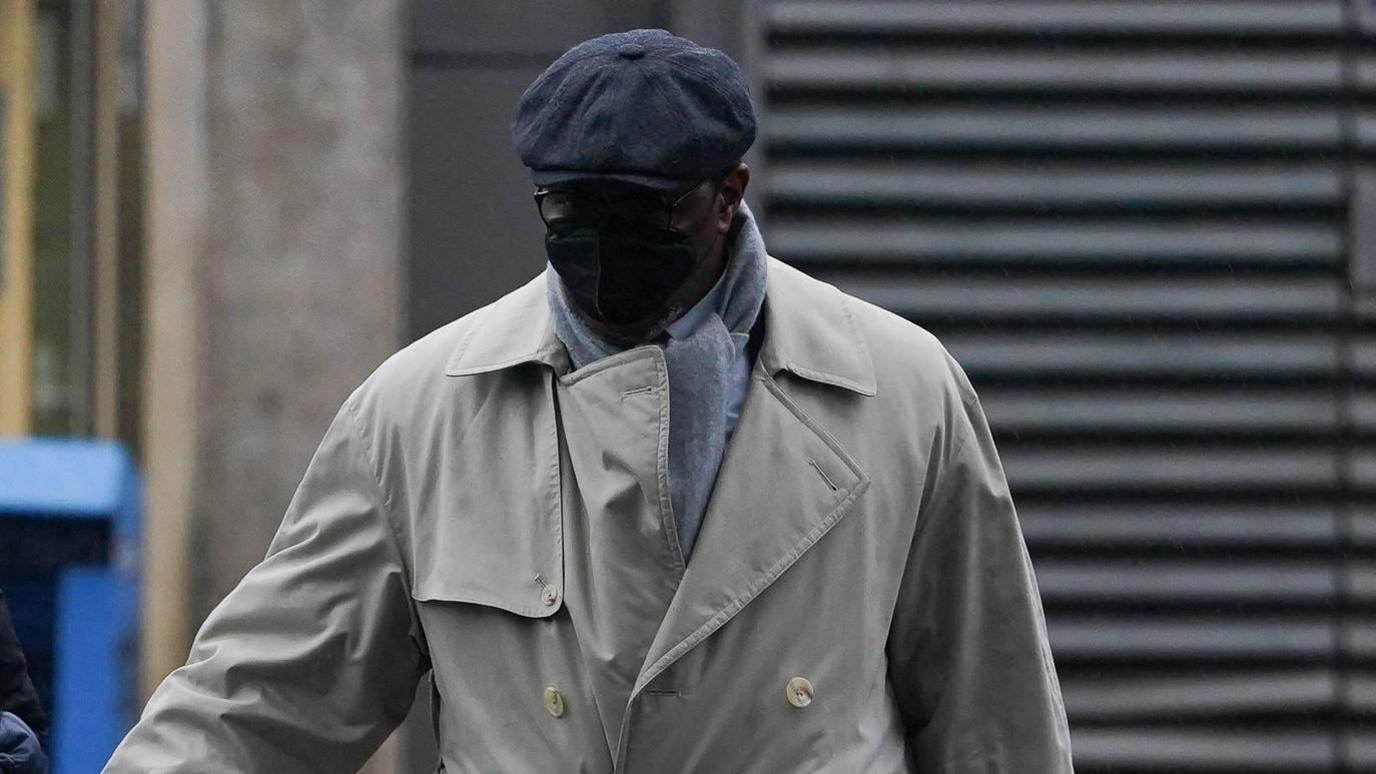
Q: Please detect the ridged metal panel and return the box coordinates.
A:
[755,1,1375,771]
[767,2,1345,35]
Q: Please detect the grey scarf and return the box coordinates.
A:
[547,200,768,560]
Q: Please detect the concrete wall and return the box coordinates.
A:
[143,0,407,769]
[194,0,407,617]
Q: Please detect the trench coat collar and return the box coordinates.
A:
[444,259,878,398]
[756,258,877,397]
[442,272,570,376]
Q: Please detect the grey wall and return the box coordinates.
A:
[144,1,409,766]
[190,0,408,623]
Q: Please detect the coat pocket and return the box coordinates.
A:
[406,471,565,620]
[408,527,594,773]
[409,525,564,619]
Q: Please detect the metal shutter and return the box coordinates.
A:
[752,2,1376,771]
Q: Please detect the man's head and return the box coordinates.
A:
[511,29,756,343]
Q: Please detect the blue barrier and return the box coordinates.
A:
[0,438,141,773]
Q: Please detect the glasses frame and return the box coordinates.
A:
[533,167,733,233]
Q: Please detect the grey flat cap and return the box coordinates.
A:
[511,28,757,191]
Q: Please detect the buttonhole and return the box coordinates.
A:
[808,458,839,492]
[643,688,680,696]
[620,385,656,400]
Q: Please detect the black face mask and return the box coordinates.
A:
[545,220,698,325]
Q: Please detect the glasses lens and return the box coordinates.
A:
[603,194,673,228]
[537,190,599,229]
[539,187,679,231]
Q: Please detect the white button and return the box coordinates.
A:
[543,686,566,717]
[786,676,814,708]
[541,583,560,607]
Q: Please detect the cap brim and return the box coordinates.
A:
[530,168,689,192]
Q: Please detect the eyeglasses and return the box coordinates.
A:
[533,171,728,234]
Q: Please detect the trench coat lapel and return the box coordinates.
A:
[446,261,881,766]
[627,257,878,696]
[631,370,871,697]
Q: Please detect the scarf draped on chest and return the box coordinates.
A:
[546,200,769,560]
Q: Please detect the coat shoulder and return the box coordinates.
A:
[355,309,479,408]
[832,281,977,408]
[346,278,538,430]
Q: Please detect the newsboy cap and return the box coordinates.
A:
[511,29,757,191]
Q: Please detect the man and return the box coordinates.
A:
[106,29,1072,772]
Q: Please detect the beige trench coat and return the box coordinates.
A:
[105,258,1073,773]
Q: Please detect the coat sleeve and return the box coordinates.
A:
[103,395,429,773]
[886,351,1074,773]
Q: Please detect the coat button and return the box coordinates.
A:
[541,583,561,607]
[543,686,566,718]
[786,676,814,708]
